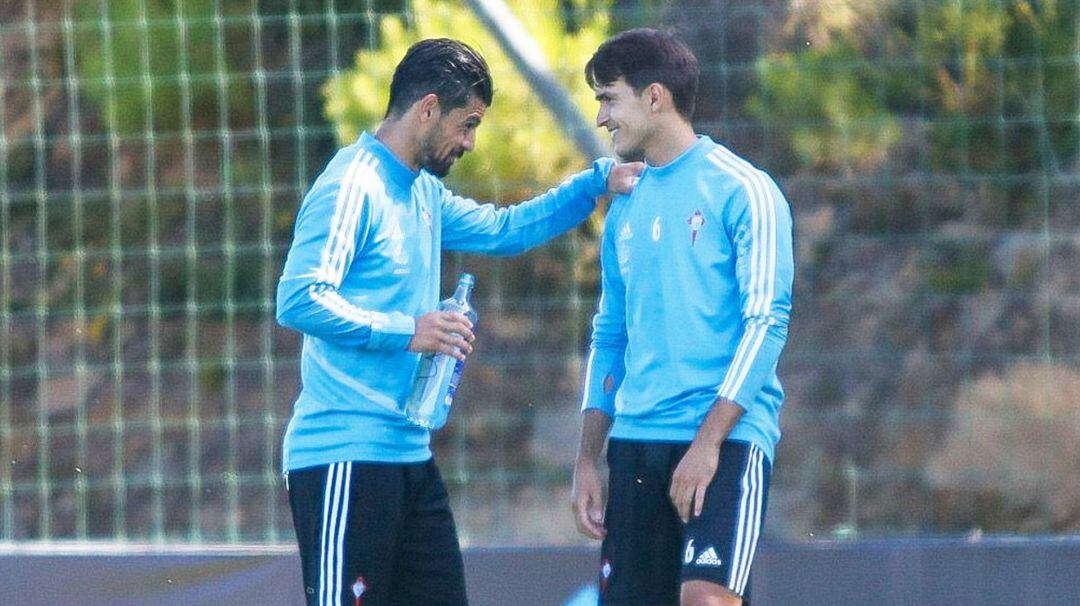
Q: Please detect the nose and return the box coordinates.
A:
[461,131,476,152]
[596,106,609,129]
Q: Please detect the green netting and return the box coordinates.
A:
[0,0,1078,545]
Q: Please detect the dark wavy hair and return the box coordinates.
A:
[585,28,699,120]
[385,38,493,117]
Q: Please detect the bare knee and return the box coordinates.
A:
[681,580,742,606]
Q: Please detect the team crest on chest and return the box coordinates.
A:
[687,209,706,246]
[352,576,367,605]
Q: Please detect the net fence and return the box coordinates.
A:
[0,0,1077,545]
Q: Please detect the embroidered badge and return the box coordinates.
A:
[688,210,705,246]
[352,576,367,606]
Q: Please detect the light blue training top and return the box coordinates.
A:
[277,132,613,470]
[581,136,794,463]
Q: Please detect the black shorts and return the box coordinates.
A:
[599,439,771,606]
[287,460,467,606]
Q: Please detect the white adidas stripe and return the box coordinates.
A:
[320,463,338,605]
[706,148,779,400]
[328,155,380,285]
[318,152,365,284]
[580,287,608,411]
[706,148,778,318]
[727,445,752,590]
[319,462,352,606]
[310,286,374,326]
[334,462,352,605]
[734,446,764,594]
[728,323,770,401]
[318,464,335,606]
[330,158,377,283]
[727,445,764,594]
[717,322,766,399]
[737,449,765,594]
[328,153,376,284]
[581,347,598,411]
[318,151,378,286]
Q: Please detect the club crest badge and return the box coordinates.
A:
[687,210,705,246]
[352,576,367,606]
[600,558,613,593]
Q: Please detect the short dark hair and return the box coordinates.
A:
[585,28,699,120]
[385,38,494,117]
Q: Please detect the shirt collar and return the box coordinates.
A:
[359,131,420,191]
[644,135,710,178]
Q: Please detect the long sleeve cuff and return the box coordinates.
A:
[580,346,624,415]
[590,157,615,196]
[716,323,787,410]
[366,312,416,351]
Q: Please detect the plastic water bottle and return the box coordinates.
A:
[404,273,478,429]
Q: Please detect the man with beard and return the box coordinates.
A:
[276,38,642,606]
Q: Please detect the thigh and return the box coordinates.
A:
[389,461,468,606]
[680,441,772,604]
[600,440,684,606]
[288,461,408,606]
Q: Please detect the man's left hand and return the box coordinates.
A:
[669,440,720,523]
[606,161,645,194]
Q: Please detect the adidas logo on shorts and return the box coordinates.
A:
[694,546,723,567]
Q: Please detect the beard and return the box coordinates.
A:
[422,155,454,178]
[418,133,459,178]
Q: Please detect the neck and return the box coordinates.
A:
[642,120,698,167]
[374,118,421,171]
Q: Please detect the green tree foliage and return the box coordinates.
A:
[750,0,1078,175]
[322,0,611,202]
[74,0,254,135]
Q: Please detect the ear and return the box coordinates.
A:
[416,93,441,123]
[646,83,666,113]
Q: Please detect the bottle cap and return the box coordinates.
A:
[459,273,475,287]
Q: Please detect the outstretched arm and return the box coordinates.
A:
[440,159,643,255]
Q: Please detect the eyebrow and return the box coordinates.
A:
[595,92,612,102]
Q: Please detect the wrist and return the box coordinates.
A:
[575,453,600,468]
[691,436,722,452]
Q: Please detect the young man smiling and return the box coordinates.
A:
[572,29,795,606]
[276,38,642,606]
